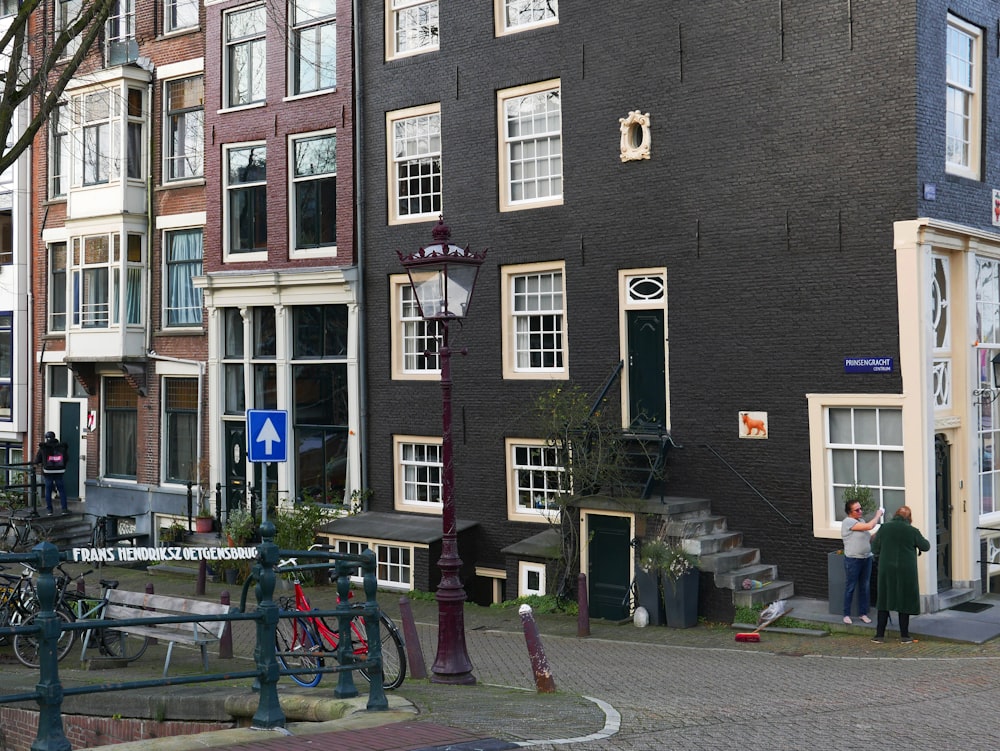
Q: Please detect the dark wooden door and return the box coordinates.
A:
[587,514,631,620]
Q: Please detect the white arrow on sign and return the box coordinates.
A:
[255,418,282,455]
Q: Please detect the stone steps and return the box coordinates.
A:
[650,499,794,610]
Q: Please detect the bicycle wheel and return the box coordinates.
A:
[13,609,76,667]
[355,612,407,690]
[98,628,150,661]
[275,616,323,687]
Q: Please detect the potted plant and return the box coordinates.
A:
[195,502,214,533]
[223,507,255,546]
[639,537,700,628]
[161,521,185,544]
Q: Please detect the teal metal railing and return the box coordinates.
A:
[0,521,388,751]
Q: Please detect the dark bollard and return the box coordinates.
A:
[577,573,590,637]
[76,575,86,596]
[145,582,158,645]
[398,596,427,680]
[197,559,207,595]
[219,591,233,659]
[519,604,555,693]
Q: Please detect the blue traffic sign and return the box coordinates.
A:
[247,410,288,462]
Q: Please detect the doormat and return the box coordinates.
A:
[949,602,993,613]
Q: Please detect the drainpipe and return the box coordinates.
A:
[352,0,369,506]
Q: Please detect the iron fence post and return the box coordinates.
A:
[31,542,71,751]
[251,521,284,729]
[333,560,359,700]
[361,550,387,711]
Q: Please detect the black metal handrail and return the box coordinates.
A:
[0,525,388,749]
[701,443,797,525]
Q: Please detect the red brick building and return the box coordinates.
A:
[27,0,356,540]
[197,0,357,515]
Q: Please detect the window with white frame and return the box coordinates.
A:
[0,313,12,420]
[390,275,440,379]
[164,76,204,181]
[507,437,566,520]
[70,233,143,329]
[496,0,558,35]
[378,546,412,587]
[387,104,441,224]
[74,90,117,186]
[71,235,111,328]
[334,539,412,589]
[225,143,267,255]
[292,305,349,505]
[163,378,197,484]
[946,15,981,179]
[165,0,198,32]
[164,228,203,326]
[225,5,266,108]
[0,0,16,17]
[49,365,88,398]
[826,407,905,520]
[125,88,143,179]
[501,261,567,379]
[106,0,137,65]
[49,103,69,198]
[290,0,336,95]
[977,256,1000,516]
[394,436,442,511]
[291,132,337,253]
[56,0,83,58]
[387,0,438,60]
[222,307,245,416]
[518,561,546,597]
[104,378,137,479]
[498,80,562,211]
[49,242,67,332]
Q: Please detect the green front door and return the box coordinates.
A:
[627,309,665,429]
[587,514,631,620]
[59,402,81,500]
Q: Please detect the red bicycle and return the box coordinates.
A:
[274,562,406,689]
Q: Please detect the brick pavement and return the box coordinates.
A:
[6,565,1000,750]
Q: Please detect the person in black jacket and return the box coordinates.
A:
[34,431,69,515]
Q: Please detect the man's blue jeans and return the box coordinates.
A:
[44,473,67,512]
[843,555,873,617]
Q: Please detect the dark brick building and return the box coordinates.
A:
[333,0,1000,615]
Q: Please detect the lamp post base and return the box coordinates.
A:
[430,578,476,685]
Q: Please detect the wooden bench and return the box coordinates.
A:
[81,590,233,677]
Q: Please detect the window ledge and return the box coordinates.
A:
[283,89,337,103]
[218,102,267,115]
[157,178,206,191]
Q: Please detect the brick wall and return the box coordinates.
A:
[0,707,231,751]
[356,1,981,599]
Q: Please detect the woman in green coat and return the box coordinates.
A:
[870,505,930,643]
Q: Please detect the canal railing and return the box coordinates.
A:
[0,520,388,751]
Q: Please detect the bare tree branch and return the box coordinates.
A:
[0,0,117,176]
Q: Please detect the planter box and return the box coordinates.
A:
[828,550,858,616]
[635,567,665,625]
[662,569,699,628]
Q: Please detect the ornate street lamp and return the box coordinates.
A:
[398,218,486,685]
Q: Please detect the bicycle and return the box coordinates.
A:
[8,562,80,666]
[274,558,406,690]
[0,511,45,551]
[13,572,149,667]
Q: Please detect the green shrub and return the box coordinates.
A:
[491,594,578,615]
[273,500,328,584]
